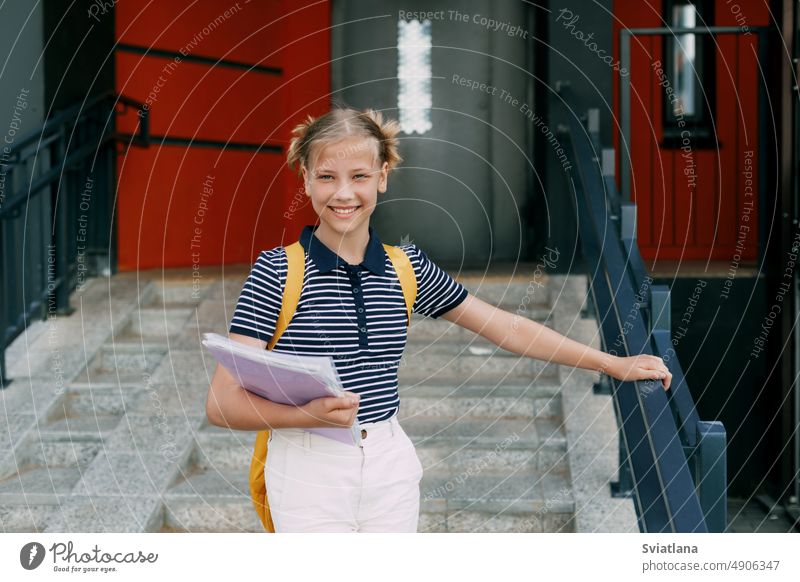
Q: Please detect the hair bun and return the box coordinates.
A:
[286,107,404,176]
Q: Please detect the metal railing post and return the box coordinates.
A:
[0,219,8,387]
[621,203,637,243]
[620,30,631,205]
[53,131,71,314]
[695,421,728,532]
[650,286,671,334]
[611,433,635,498]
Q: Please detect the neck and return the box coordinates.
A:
[313,222,370,265]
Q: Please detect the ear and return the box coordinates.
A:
[377,161,389,193]
[301,165,310,194]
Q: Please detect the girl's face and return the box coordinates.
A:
[302,137,389,237]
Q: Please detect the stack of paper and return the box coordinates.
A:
[201,332,361,446]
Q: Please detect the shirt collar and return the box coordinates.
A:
[299,224,386,276]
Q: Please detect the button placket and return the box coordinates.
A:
[346,265,369,347]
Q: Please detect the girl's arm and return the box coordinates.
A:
[205,333,359,430]
[440,293,672,389]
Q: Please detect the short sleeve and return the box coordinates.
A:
[228,247,286,342]
[402,243,469,319]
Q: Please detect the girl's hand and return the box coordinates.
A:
[299,393,360,428]
[607,354,672,390]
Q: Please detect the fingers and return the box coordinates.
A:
[642,356,670,376]
[322,394,359,412]
[638,361,672,391]
[318,402,358,427]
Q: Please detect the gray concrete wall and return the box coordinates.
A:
[544,0,614,273]
[332,0,540,267]
[0,1,45,152]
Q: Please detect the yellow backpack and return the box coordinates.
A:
[248,240,418,532]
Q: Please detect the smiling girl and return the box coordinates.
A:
[205,107,672,533]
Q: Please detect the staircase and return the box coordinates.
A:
[0,269,586,533]
[0,275,213,532]
[399,278,574,532]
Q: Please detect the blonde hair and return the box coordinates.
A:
[286,107,403,178]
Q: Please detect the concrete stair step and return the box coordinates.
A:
[0,466,83,500]
[398,381,560,399]
[61,382,209,417]
[71,449,186,498]
[407,308,552,341]
[37,414,121,438]
[165,466,250,499]
[140,280,211,308]
[459,280,553,308]
[58,386,133,417]
[42,495,165,533]
[181,434,567,482]
[401,415,566,447]
[116,306,195,342]
[419,471,551,509]
[399,385,562,421]
[0,435,102,515]
[23,389,127,443]
[14,437,102,472]
[397,351,559,383]
[71,343,168,384]
[0,504,54,532]
[403,338,546,357]
[160,448,261,532]
[190,432,255,472]
[413,439,568,476]
[419,498,575,533]
[159,496,574,533]
[160,497,263,532]
[184,431,567,478]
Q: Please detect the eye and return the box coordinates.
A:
[317,174,333,181]
[353,174,368,180]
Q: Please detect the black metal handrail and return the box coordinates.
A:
[0,92,149,386]
[558,85,727,532]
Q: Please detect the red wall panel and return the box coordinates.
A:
[612,0,770,264]
[117,146,288,270]
[114,0,331,271]
[115,52,284,143]
[115,0,286,65]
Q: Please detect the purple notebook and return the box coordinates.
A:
[202,332,361,446]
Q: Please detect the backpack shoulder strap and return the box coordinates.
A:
[267,241,305,350]
[250,240,305,533]
[383,244,417,327]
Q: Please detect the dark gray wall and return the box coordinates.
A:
[0,2,45,140]
[43,0,115,113]
[331,0,617,271]
[544,0,614,274]
[655,275,773,497]
[332,0,540,268]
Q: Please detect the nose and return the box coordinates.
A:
[333,180,358,200]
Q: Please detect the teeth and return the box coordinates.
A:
[331,207,358,215]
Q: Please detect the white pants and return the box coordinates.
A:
[265,415,423,532]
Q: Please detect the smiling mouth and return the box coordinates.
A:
[329,206,361,216]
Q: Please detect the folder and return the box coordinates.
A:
[201,332,362,446]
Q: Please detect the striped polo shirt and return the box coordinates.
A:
[228,223,469,424]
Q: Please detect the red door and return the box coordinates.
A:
[612,0,769,263]
[114,1,330,271]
